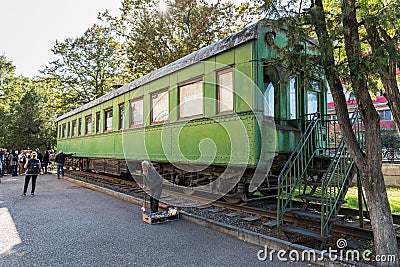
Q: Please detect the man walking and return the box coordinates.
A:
[55,150,74,179]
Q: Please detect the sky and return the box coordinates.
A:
[0,0,244,78]
[0,0,121,78]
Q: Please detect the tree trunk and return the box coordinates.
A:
[311,0,399,265]
[341,0,399,265]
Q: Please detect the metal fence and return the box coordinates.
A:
[382,148,400,163]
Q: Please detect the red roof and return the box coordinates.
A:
[328,96,388,109]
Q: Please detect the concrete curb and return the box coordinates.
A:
[63,176,373,267]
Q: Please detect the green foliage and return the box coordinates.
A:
[381,131,400,149]
[41,24,127,106]
[99,0,263,78]
[0,56,57,150]
[344,186,400,214]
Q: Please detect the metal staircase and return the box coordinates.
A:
[277,109,364,240]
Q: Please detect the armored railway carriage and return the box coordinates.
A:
[56,19,327,203]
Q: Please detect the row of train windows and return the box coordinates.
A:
[58,68,234,139]
[263,76,319,119]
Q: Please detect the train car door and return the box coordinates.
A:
[263,67,280,119]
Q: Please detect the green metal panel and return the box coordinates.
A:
[142,84,151,126]
[204,58,217,117]
[122,113,257,166]
[234,42,254,112]
[148,76,169,93]
[167,72,178,122]
[144,125,168,162]
[177,62,204,83]
[215,50,234,66]
[122,128,147,160]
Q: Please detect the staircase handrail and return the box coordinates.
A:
[320,108,363,236]
[277,112,321,225]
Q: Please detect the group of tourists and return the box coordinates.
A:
[1,148,163,212]
[0,148,52,177]
[0,148,73,196]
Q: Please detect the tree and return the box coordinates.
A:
[99,0,263,78]
[41,24,127,106]
[363,2,400,132]
[0,55,18,147]
[0,56,58,150]
[255,0,399,264]
[0,76,57,150]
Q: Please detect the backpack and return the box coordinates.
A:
[28,159,40,174]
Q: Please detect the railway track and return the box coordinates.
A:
[64,170,400,245]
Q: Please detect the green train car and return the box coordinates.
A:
[56,19,326,202]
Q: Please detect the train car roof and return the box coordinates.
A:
[56,19,265,122]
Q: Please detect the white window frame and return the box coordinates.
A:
[130,97,144,127]
[85,115,92,135]
[151,89,169,124]
[104,108,113,132]
[179,78,203,119]
[289,76,297,119]
[217,68,234,113]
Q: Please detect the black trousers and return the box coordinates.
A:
[23,175,38,194]
[43,162,48,174]
[149,195,159,213]
[148,182,162,213]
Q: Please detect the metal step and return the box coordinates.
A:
[307,168,328,175]
[295,194,345,204]
[288,209,337,222]
[281,225,327,240]
[313,155,333,161]
[302,180,323,186]
[288,209,322,220]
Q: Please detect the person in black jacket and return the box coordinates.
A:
[55,150,74,179]
[43,150,50,174]
[141,160,163,213]
[22,151,41,196]
[10,150,18,176]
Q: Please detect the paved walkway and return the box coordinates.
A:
[0,174,303,267]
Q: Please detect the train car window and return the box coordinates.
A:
[130,98,144,127]
[179,79,203,118]
[151,89,169,124]
[307,91,319,114]
[96,112,101,133]
[85,115,92,135]
[217,68,234,113]
[71,120,76,137]
[264,82,274,117]
[289,76,297,119]
[62,123,66,138]
[119,104,124,130]
[67,122,70,138]
[78,118,82,136]
[104,108,113,132]
[58,125,61,139]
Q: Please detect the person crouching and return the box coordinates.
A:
[22,151,41,196]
